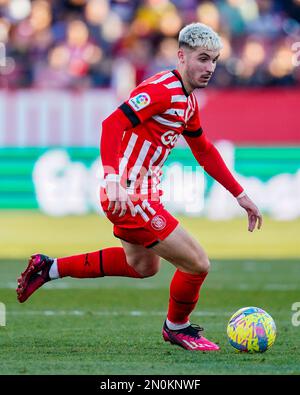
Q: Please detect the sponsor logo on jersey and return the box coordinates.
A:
[151,215,167,231]
[129,93,151,111]
[161,130,179,147]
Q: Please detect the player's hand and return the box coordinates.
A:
[106,180,136,217]
[237,193,262,232]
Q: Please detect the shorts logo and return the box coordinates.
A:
[129,93,151,111]
[151,215,166,231]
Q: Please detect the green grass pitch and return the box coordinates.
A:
[0,212,300,375]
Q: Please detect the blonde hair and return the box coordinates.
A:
[178,23,222,51]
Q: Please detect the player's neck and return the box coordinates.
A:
[175,68,194,95]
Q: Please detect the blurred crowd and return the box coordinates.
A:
[0,0,300,90]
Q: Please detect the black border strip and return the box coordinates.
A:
[145,240,160,249]
[99,249,105,276]
[119,103,141,127]
[113,232,137,245]
[182,127,203,138]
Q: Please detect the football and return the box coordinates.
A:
[227,307,276,353]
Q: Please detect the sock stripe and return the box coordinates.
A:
[99,250,105,276]
[170,295,199,305]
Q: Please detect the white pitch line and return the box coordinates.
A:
[264,284,300,290]
[2,281,299,291]
[2,282,158,290]
[7,310,231,317]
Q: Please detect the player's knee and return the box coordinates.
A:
[127,256,160,278]
[132,265,159,278]
[138,266,159,278]
[199,255,210,273]
[191,252,210,274]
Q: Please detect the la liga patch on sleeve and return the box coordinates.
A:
[128,92,151,111]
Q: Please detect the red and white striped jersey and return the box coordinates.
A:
[117,69,203,200]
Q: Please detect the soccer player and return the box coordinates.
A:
[17,23,262,351]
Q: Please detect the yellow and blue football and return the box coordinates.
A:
[227,307,276,353]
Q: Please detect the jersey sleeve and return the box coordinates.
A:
[100,108,133,176]
[118,83,172,126]
[182,96,203,138]
[183,131,244,197]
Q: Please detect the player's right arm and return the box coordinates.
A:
[100,82,171,217]
[101,108,136,217]
[184,131,262,231]
[183,100,262,232]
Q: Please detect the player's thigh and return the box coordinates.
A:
[151,224,210,274]
[121,239,161,277]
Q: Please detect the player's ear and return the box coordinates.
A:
[178,48,185,64]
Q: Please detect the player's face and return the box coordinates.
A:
[178,47,220,91]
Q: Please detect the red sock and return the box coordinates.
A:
[167,269,208,325]
[57,247,142,279]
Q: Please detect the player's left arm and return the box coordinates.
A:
[183,108,262,231]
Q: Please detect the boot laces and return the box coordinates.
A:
[180,324,204,339]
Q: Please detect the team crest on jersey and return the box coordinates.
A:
[129,93,151,111]
[151,215,166,231]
